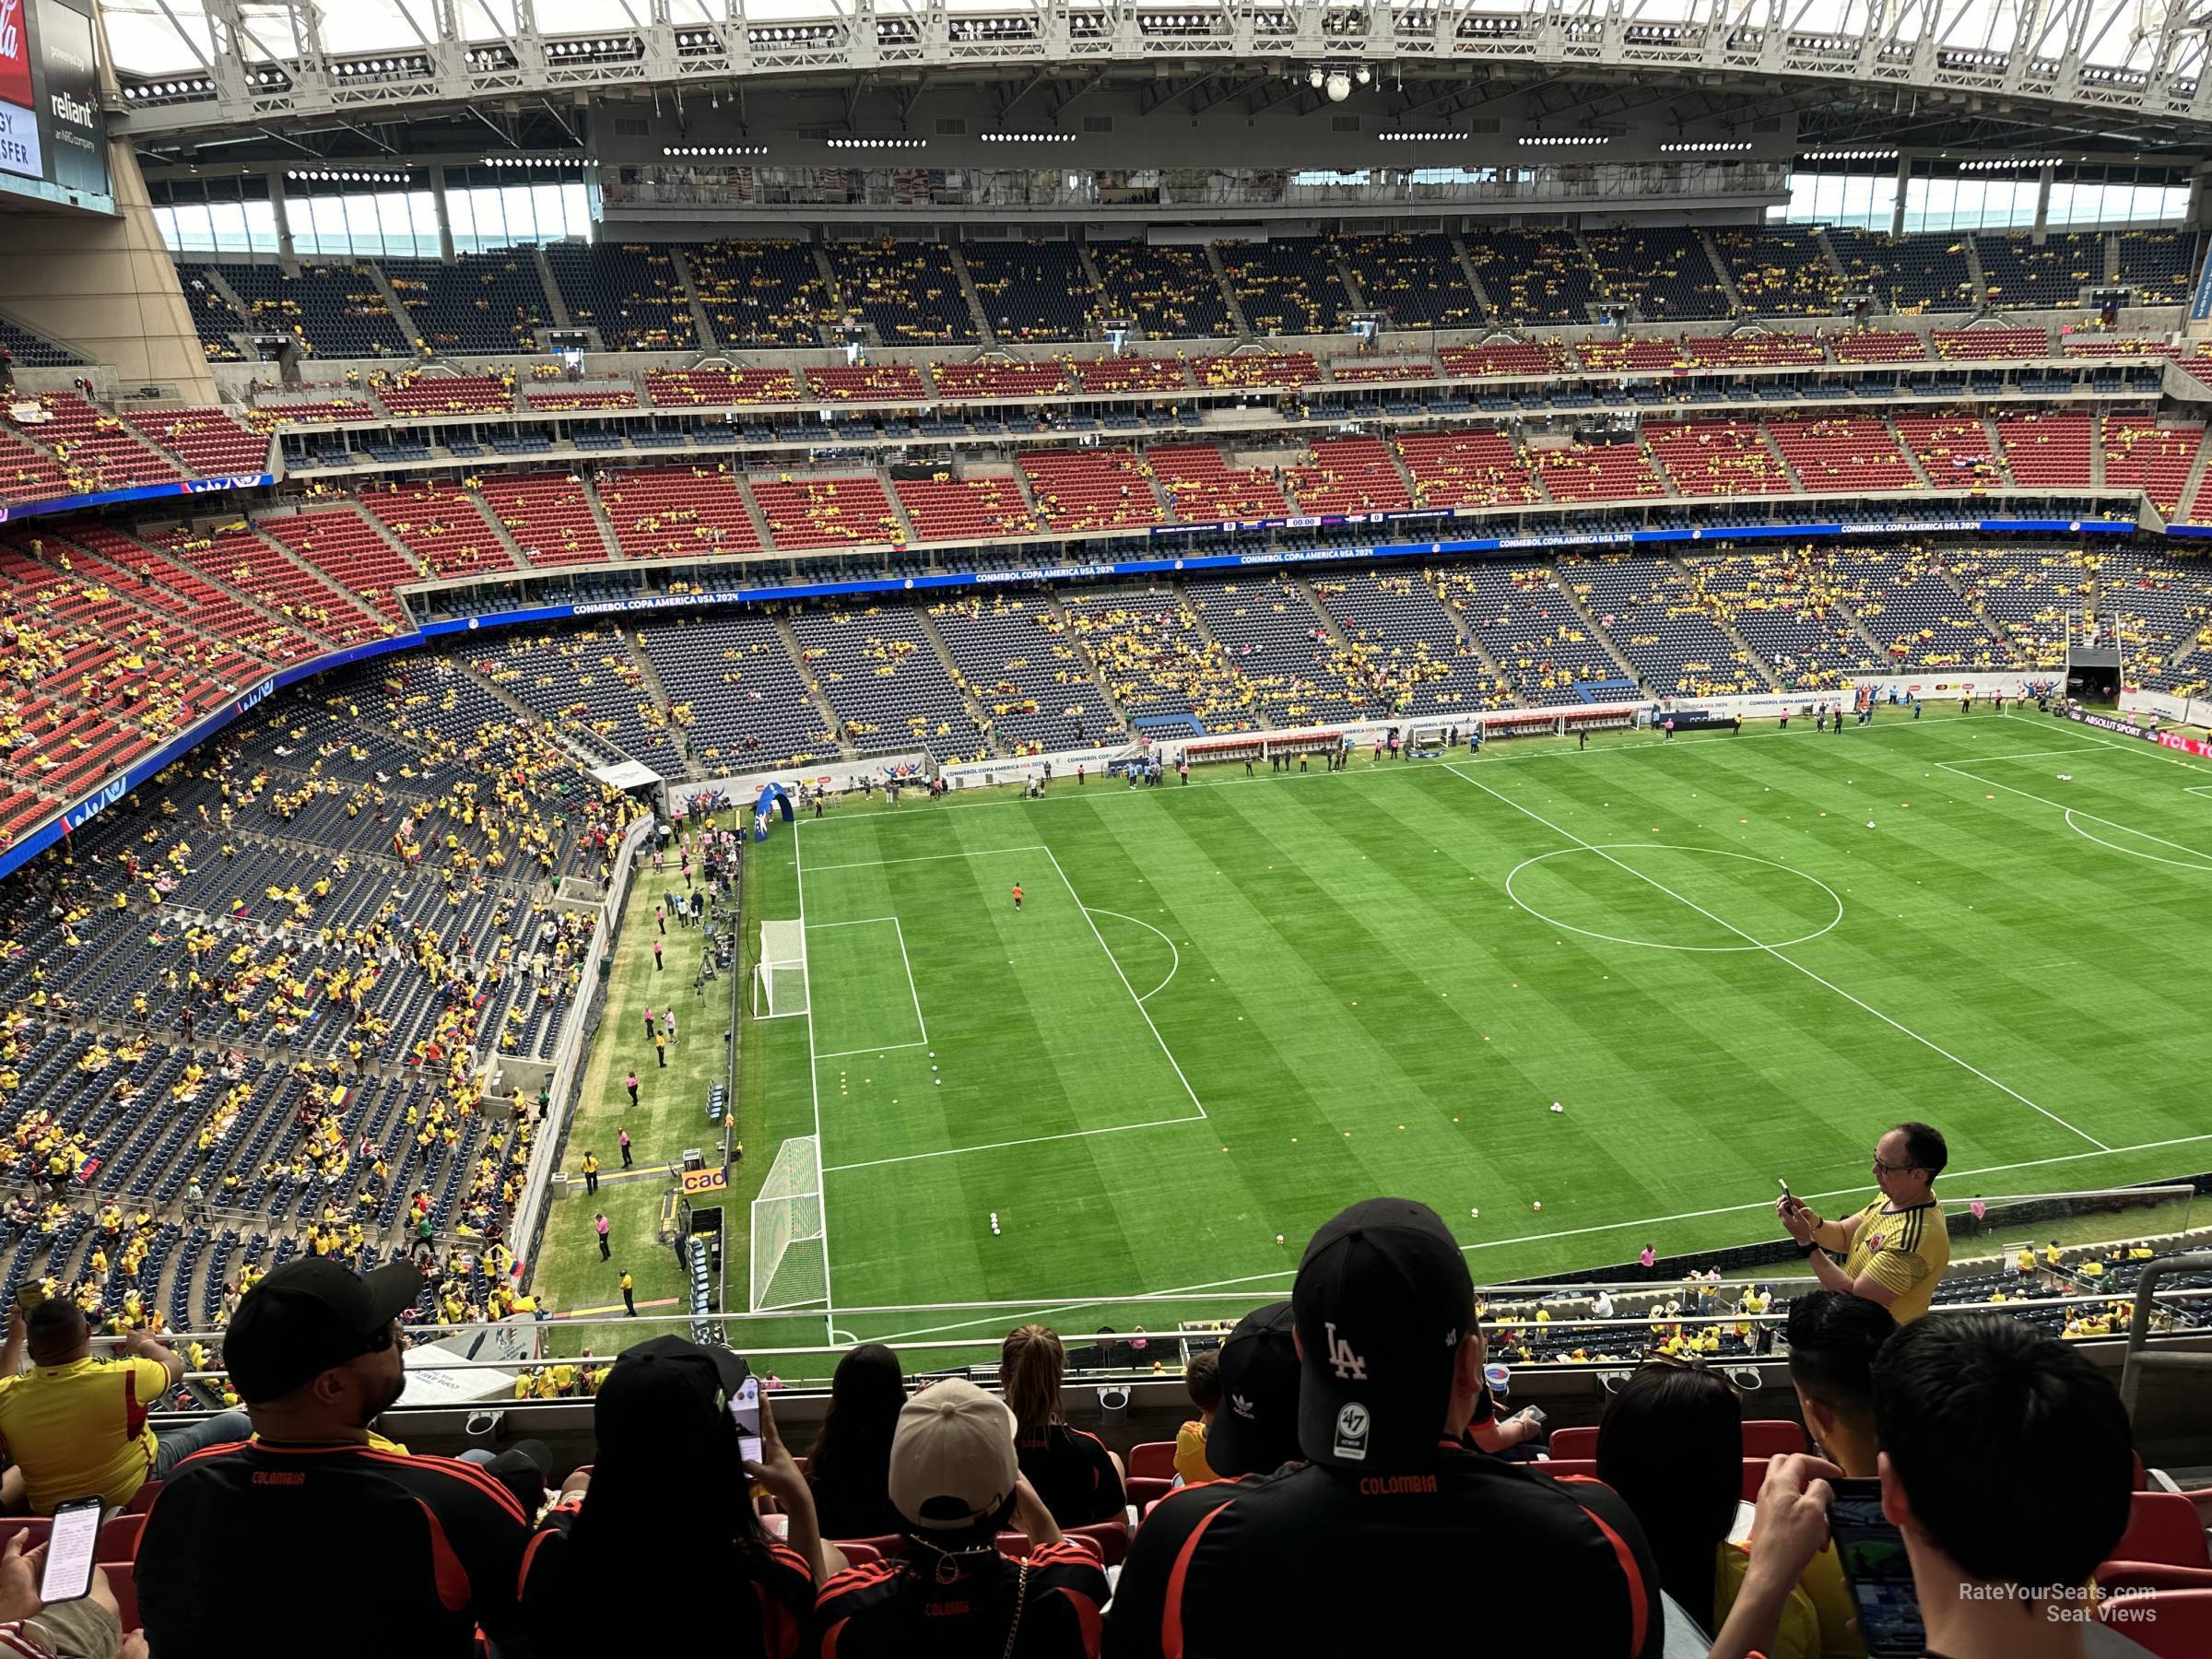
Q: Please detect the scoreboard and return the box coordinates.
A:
[0,0,111,213]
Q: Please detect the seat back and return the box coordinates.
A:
[1126,1441,1179,1481]
[2096,1561,2212,1595]
[2098,1588,2212,1659]
[97,1513,145,1560]
[1065,1520,1128,1567]
[834,1542,882,1569]
[1741,1420,1809,1458]
[2113,1492,2212,1570]
[1547,1426,1599,1459]
[1741,1458,1771,1502]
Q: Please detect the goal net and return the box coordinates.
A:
[754,920,807,1018]
[749,1135,828,1311]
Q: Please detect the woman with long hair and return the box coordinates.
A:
[1594,1361,1818,1655]
[1000,1324,1125,1525]
[521,1335,830,1658]
[806,1342,906,1540]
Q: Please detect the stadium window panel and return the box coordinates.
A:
[304,194,350,257]
[373,193,418,258]
[343,193,383,256]
[243,199,280,254]
[206,200,251,254]
[447,188,482,253]
[532,182,578,240]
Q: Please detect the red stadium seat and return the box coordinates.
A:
[98,1563,138,1632]
[2112,1493,2212,1570]
[1127,1441,1179,1481]
[833,1542,882,1568]
[1741,1459,1770,1501]
[1064,1521,1128,1567]
[124,1483,163,1516]
[1533,1458,1600,1480]
[2097,1562,2212,1594]
[97,1513,145,1560]
[1125,1476,1175,1512]
[1546,1427,1598,1459]
[1741,1421,1809,1459]
[2098,1588,2212,1658]
[830,1534,904,1561]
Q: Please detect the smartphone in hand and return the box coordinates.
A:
[729,1373,763,1465]
[40,1497,103,1605]
[1829,1478,1925,1658]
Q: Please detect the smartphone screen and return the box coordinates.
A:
[41,1498,102,1605]
[1519,1405,1547,1426]
[730,1374,762,1465]
[1828,1480,1924,1658]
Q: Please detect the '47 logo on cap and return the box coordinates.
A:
[1324,1322,1368,1381]
[1334,1402,1371,1462]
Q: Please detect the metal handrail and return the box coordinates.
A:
[2119,1250,2212,1418]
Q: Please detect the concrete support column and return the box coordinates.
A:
[429,167,457,262]
[2032,164,2053,242]
[1890,153,1911,240]
[268,171,298,271]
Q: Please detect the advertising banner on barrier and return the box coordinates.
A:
[2060,704,2212,758]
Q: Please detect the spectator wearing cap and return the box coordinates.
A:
[0,1296,250,1514]
[1106,1198,1664,1659]
[1001,1325,1125,1526]
[1711,1313,2136,1659]
[811,1378,1109,1658]
[136,1259,534,1659]
[1595,1362,1820,1657]
[1201,1300,1303,1481]
[806,1343,907,1541]
[520,1335,824,1658]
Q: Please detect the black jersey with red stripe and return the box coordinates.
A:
[136,1438,533,1659]
[1018,1425,1126,1526]
[814,1538,1108,1658]
[1103,1444,1663,1659]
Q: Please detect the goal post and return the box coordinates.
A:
[755,920,807,1018]
[749,1135,828,1310]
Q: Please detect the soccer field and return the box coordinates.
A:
[734,709,2212,1364]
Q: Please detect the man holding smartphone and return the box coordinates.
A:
[1776,1124,1952,1324]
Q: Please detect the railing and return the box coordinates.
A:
[2120,1250,2212,1418]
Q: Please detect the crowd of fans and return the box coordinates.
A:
[0,1135,2161,1659]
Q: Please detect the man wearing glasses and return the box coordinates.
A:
[137,1259,535,1658]
[1775,1123,1952,1324]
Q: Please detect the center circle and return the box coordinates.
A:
[1503,844,1844,954]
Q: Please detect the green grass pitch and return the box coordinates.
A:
[546,708,2212,1375]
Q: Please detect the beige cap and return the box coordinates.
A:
[888,1377,1019,1531]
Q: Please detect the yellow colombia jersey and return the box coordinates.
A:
[1841,1196,1951,1324]
[0,1356,171,1512]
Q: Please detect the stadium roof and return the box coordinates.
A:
[99,0,2212,158]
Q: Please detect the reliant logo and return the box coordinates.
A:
[49,90,94,129]
[233,677,276,714]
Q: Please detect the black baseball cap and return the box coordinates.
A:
[1205,1300,1302,1478]
[224,1259,424,1404]
[1292,1198,1477,1472]
[595,1336,751,1461]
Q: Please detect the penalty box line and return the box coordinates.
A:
[802,841,1206,1175]
[1442,763,2112,1156]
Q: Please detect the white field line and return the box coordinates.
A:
[1444,763,2111,1154]
[1085,907,1182,1002]
[811,846,1206,1175]
[799,844,1049,872]
[815,1041,928,1061]
[1936,758,2212,865]
[837,1132,2212,1338]
[788,819,831,1328]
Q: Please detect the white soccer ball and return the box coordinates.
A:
[1532,1200,1544,1211]
[1275,1233,1286,1246]
[1549,1102,1564,1114]
[1470,1207,1480,1219]
[934,1078,941,1086]
[1866,820,1877,830]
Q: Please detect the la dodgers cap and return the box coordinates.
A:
[1204,1300,1302,1479]
[223,1258,424,1405]
[1292,1197,1477,1471]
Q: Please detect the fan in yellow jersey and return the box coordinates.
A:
[1775,1123,1952,1323]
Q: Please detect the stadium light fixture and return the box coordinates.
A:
[1325,71,1352,101]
